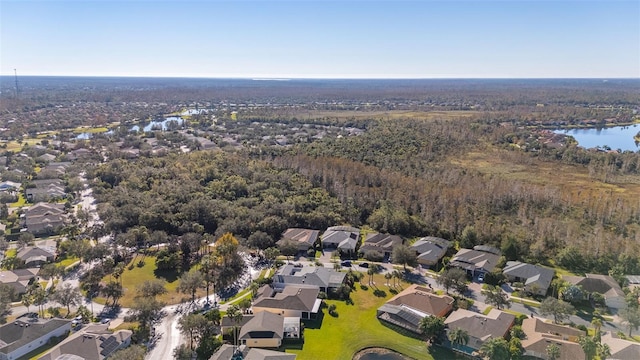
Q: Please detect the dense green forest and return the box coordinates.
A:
[90,114,640,276]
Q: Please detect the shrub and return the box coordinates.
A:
[306,248,316,258]
[363,250,384,262]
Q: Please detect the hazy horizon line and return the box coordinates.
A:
[1,74,639,80]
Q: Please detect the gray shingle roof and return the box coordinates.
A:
[0,319,71,354]
[253,286,319,312]
[503,261,555,293]
[273,265,346,289]
[239,311,284,340]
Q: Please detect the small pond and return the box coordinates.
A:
[554,124,640,152]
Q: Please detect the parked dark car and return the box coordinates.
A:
[341,261,352,267]
[359,262,369,268]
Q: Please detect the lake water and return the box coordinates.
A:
[131,116,184,132]
[358,353,406,360]
[554,124,640,152]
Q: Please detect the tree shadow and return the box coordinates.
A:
[373,289,387,298]
[153,268,179,283]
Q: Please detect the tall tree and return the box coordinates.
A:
[539,297,575,324]
[178,271,205,304]
[578,336,597,360]
[418,316,445,344]
[177,313,209,351]
[52,283,82,315]
[479,337,510,360]
[448,327,469,350]
[278,239,299,263]
[619,306,640,337]
[482,285,511,310]
[137,279,168,298]
[226,304,243,349]
[102,281,123,306]
[437,268,468,295]
[391,244,418,271]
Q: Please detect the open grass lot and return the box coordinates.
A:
[451,148,640,198]
[96,253,206,307]
[72,126,109,133]
[285,273,461,360]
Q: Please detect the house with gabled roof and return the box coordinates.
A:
[24,203,65,236]
[377,284,454,334]
[252,285,322,320]
[272,265,346,293]
[411,237,451,267]
[0,268,39,296]
[277,228,319,252]
[502,261,555,296]
[16,246,56,267]
[520,317,585,360]
[0,318,71,360]
[238,311,300,348]
[38,324,132,360]
[321,226,359,251]
[209,344,297,360]
[563,274,625,311]
[601,331,640,360]
[444,308,515,354]
[449,245,501,276]
[360,233,403,258]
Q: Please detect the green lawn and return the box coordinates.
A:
[96,254,204,307]
[10,193,26,207]
[285,273,460,360]
[56,256,80,268]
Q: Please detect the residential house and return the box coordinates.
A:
[444,308,515,354]
[411,237,451,267]
[502,261,555,296]
[38,325,132,360]
[26,179,66,202]
[238,311,300,348]
[0,268,39,296]
[563,274,626,311]
[209,344,297,360]
[320,226,360,252]
[24,203,65,235]
[0,319,71,360]
[16,246,56,267]
[277,228,319,252]
[377,284,454,334]
[252,285,322,320]
[520,317,585,360]
[37,154,56,163]
[272,265,346,293]
[449,245,501,276]
[360,233,403,258]
[0,181,20,193]
[601,331,640,360]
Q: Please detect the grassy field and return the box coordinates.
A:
[96,254,206,307]
[72,126,109,133]
[451,148,640,198]
[285,273,461,360]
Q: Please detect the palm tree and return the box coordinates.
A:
[367,267,376,286]
[392,270,403,288]
[578,335,597,360]
[226,304,243,349]
[385,273,392,286]
[546,343,561,360]
[591,317,603,342]
[448,327,469,350]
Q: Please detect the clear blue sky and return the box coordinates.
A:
[1,0,639,78]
